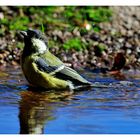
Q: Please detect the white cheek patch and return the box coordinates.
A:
[32,38,47,53]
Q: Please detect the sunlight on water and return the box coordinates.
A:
[0,66,140,134]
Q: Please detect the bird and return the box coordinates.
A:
[20,29,108,90]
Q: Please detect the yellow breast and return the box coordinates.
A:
[21,55,69,90]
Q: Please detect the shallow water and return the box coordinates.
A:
[0,66,140,134]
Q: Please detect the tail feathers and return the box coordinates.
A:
[90,83,113,88]
[73,83,113,90]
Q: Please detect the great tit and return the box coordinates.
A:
[20,29,93,90]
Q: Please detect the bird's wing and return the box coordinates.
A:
[35,57,64,75]
[55,66,91,85]
[35,57,91,86]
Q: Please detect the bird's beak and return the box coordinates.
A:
[19,31,27,38]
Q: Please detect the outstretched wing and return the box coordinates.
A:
[35,58,91,86]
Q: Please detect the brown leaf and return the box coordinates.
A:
[111,52,126,71]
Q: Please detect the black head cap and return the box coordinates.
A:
[27,29,42,38]
[20,29,48,44]
[20,29,41,39]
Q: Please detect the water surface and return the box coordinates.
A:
[0,66,140,134]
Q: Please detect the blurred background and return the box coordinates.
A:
[0,6,140,70]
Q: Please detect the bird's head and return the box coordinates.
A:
[20,29,48,54]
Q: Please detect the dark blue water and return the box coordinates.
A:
[0,66,140,134]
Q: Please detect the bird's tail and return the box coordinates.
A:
[90,83,113,88]
[74,83,113,91]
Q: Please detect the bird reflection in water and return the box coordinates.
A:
[19,89,73,134]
